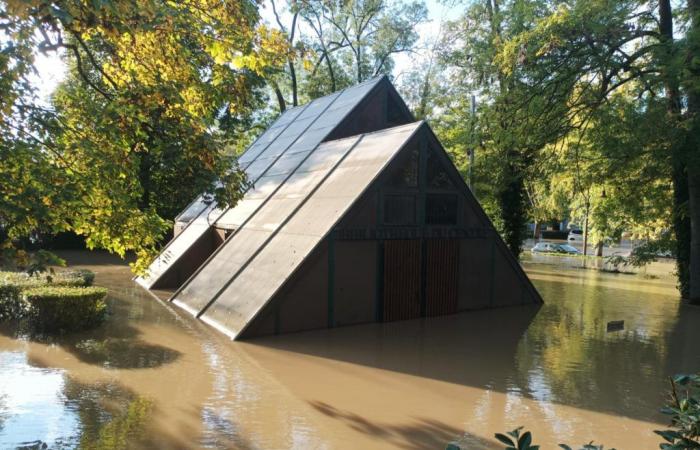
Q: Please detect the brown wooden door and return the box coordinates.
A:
[383,240,421,322]
[425,239,460,317]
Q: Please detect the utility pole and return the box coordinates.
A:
[467,95,476,192]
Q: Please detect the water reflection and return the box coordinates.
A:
[0,351,152,449]
[71,338,181,369]
[247,305,540,388]
[0,352,77,448]
[0,252,697,449]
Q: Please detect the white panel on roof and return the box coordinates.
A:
[137,201,219,288]
[215,198,265,229]
[199,122,420,338]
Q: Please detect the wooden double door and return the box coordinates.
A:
[382,239,459,322]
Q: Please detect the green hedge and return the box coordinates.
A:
[70,269,95,286]
[0,269,95,289]
[24,286,108,332]
[0,284,25,321]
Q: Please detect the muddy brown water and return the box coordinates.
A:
[0,251,696,449]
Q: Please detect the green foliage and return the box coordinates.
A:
[267,0,427,107]
[1,0,288,274]
[495,427,539,450]
[607,230,675,270]
[655,375,700,449]
[0,269,94,289]
[0,283,25,321]
[493,427,614,450]
[491,374,700,450]
[0,269,95,323]
[558,444,614,450]
[80,396,153,450]
[1,247,66,274]
[72,269,95,286]
[26,249,67,278]
[24,286,108,332]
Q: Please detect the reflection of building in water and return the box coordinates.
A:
[135,76,542,339]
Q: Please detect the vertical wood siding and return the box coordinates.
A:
[383,240,421,321]
[425,239,460,317]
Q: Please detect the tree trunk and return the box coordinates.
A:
[324,52,337,92]
[498,164,527,257]
[533,221,541,240]
[685,0,700,302]
[271,81,286,113]
[689,170,700,301]
[595,241,603,257]
[288,60,298,107]
[659,0,691,297]
[356,44,362,83]
[582,202,589,257]
[289,12,299,107]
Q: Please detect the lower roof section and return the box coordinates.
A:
[172,122,423,339]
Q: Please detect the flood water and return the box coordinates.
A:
[0,251,697,449]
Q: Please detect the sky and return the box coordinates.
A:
[32,0,461,102]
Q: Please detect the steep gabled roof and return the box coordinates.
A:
[172,122,424,338]
[137,76,412,289]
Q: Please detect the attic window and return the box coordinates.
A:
[387,148,418,188]
[426,194,458,225]
[383,194,416,225]
[426,150,454,189]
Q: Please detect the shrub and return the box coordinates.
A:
[490,427,614,450]
[655,375,700,449]
[0,284,26,321]
[68,269,95,286]
[24,286,108,332]
[0,269,94,289]
[0,269,98,324]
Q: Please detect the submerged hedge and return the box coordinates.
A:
[0,269,95,289]
[0,269,104,332]
[0,284,24,321]
[24,286,108,332]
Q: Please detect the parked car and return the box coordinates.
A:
[531,242,582,255]
[557,244,582,255]
[568,229,584,243]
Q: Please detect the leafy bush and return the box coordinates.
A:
[0,269,99,325]
[495,427,538,449]
[0,269,94,289]
[24,286,108,332]
[655,375,700,449]
[68,269,95,286]
[492,427,613,450]
[0,284,26,321]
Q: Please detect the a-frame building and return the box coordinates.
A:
[136,76,542,340]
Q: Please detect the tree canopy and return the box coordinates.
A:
[1,0,288,272]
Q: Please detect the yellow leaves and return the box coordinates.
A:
[207,41,230,65]
[302,56,314,72]
[179,86,207,118]
[232,25,291,74]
